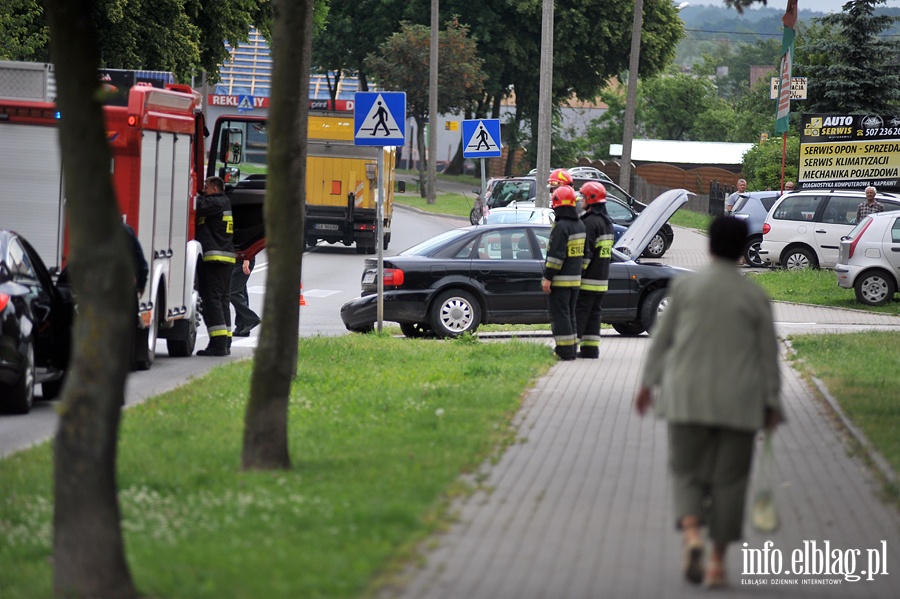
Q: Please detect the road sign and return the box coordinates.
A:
[462,119,502,158]
[354,92,406,146]
[769,76,807,100]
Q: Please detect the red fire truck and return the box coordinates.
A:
[0,61,207,369]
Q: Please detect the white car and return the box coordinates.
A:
[481,204,555,225]
[835,211,900,305]
[759,189,900,269]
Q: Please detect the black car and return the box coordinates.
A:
[482,175,674,258]
[341,190,691,338]
[0,231,74,413]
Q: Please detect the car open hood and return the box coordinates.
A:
[613,189,691,259]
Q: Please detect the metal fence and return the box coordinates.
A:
[708,180,735,216]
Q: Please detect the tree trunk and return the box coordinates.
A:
[44,1,138,597]
[416,115,427,198]
[242,0,313,470]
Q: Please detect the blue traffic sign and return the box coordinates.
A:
[462,119,502,158]
[354,92,406,146]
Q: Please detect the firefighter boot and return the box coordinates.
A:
[197,335,229,357]
[226,336,232,356]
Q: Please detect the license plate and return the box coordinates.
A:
[314,223,340,231]
[362,271,376,284]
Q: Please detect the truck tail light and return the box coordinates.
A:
[848,219,872,259]
[384,268,404,286]
[0,293,9,312]
[762,223,771,235]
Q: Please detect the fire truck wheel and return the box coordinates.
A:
[134,294,160,370]
[167,299,199,357]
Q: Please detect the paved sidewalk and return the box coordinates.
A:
[384,225,900,598]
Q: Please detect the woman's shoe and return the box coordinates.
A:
[683,538,705,585]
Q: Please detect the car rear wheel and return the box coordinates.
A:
[612,322,645,336]
[743,237,765,267]
[854,270,896,306]
[781,247,817,270]
[430,289,481,337]
[640,288,670,334]
[3,342,35,414]
[400,322,431,338]
[641,231,667,259]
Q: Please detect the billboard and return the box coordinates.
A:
[799,114,900,190]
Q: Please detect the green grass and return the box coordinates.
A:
[788,332,900,477]
[669,208,712,231]
[0,335,555,599]
[749,268,900,315]
[394,192,476,219]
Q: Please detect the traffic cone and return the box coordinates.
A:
[299,282,307,306]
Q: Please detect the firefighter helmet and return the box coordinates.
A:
[547,168,573,188]
[581,181,607,205]
[551,185,578,209]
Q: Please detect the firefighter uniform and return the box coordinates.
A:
[576,203,615,358]
[542,204,585,360]
[196,184,236,356]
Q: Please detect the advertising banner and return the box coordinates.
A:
[799,114,900,190]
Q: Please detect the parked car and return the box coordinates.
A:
[340,190,691,338]
[0,230,74,413]
[729,191,781,266]
[834,211,900,305]
[568,166,614,183]
[481,204,627,242]
[759,189,900,269]
[481,175,674,258]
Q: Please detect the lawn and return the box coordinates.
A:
[750,267,900,316]
[0,334,555,599]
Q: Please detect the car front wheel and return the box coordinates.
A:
[612,322,645,336]
[854,270,896,306]
[430,289,481,337]
[3,342,35,414]
[640,288,670,334]
[781,247,817,270]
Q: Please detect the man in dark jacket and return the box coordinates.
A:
[541,185,585,360]
[576,182,615,359]
[196,176,236,356]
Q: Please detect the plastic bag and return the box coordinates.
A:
[752,432,779,533]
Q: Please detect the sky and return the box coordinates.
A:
[685,0,899,13]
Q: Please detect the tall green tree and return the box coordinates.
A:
[802,0,900,113]
[365,20,485,197]
[0,0,48,61]
[42,0,138,596]
[742,135,800,190]
[242,0,313,471]
[640,70,736,141]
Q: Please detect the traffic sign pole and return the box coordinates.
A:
[479,159,486,222]
[377,149,384,332]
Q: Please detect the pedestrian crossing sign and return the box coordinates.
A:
[354,92,406,146]
[462,119,502,158]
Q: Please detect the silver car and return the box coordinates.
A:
[835,211,900,305]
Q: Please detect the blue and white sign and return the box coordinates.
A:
[237,95,254,111]
[354,92,406,146]
[462,119,502,158]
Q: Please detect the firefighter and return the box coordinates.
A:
[575,182,615,359]
[196,176,236,356]
[547,167,574,191]
[541,186,586,360]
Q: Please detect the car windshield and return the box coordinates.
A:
[400,228,473,256]
[488,180,533,206]
[485,209,551,224]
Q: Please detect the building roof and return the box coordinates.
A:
[609,139,753,166]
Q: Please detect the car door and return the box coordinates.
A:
[469,226,546,320]
[884,215,900,275]
[6,238,55,367]
[814,195,859,266]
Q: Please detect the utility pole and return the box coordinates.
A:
[620,0,644,195]
[427,0,439,204]
[536,0,554,208]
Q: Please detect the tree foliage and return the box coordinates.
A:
[742,135,800,190]
[801,0,900,113]
[365,19,485,192]
[640,70,736,141]
[0,0,49,61]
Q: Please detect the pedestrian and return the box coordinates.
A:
[856,186,884,222]
[231,257,260,337]
[783,181,795,191]
[634,216,783,588]
[195,176,236,356]
[724,178,747,214]
[541,185,585,361]
[575,182,614,359]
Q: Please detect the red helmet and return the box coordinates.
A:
[547,168,573,187]
[581,181,607,205]
[551,185,578,209]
